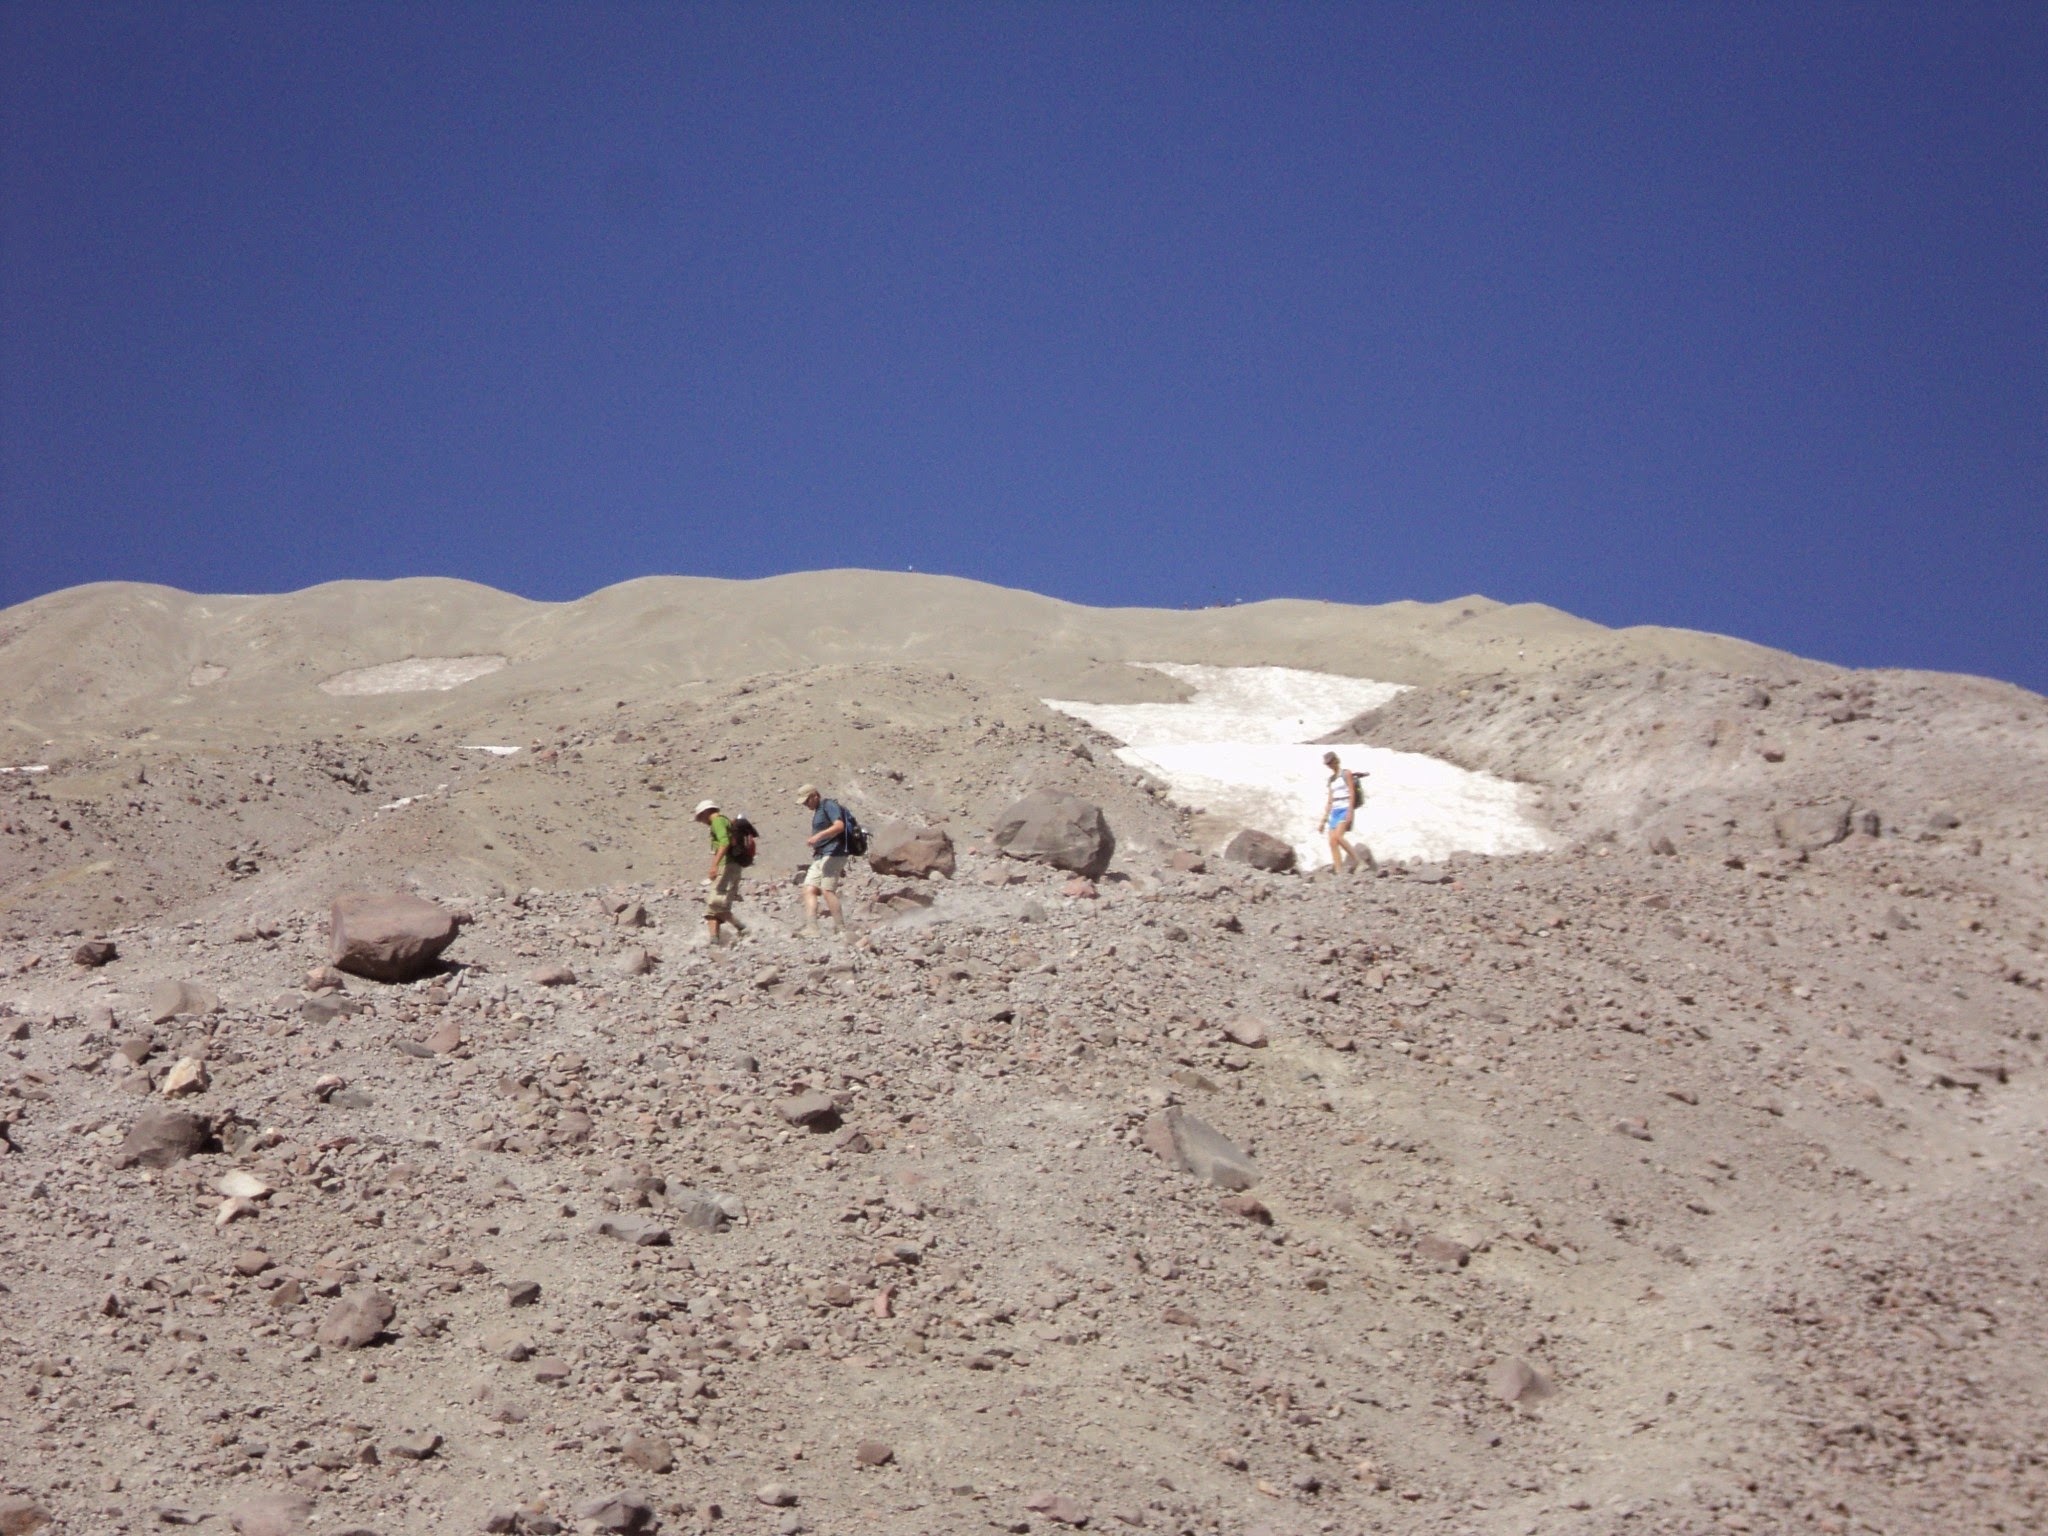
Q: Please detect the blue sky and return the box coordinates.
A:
[3,4,2044,691]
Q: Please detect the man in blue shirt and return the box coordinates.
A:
[796,784,849,936]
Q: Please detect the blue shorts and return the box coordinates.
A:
[1328,807,1352,830]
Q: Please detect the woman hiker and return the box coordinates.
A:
[1320,751,1373,874]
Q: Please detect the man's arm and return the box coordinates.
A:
[807,804,847,848]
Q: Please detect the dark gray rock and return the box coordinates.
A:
[1223,830,1296,873]
[991,790,1115,878]
[112,1104,212,1168]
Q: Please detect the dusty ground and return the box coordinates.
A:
[0,574,2042,1536]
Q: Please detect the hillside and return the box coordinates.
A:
[0,573,2042,1536]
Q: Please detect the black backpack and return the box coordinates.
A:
[833,801,870,857]
[726,813,759,866]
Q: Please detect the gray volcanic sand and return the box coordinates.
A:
[0,572,2042,1536]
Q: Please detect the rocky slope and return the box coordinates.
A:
[0,574,2042,1536]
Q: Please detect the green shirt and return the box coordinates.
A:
[708,812,733,850]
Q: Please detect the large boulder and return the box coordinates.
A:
[990,790,1114,879]
[867,821,956,879]
[1224,829,1297,873]
[330,892,460,982]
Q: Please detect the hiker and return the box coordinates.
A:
[694,798,747,944]
[796,784,852,935]
[1321,751,1373,873]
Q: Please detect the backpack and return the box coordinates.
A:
[726,813,759,867]
[841,804,869,858]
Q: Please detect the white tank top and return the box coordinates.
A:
[1329,770,1353,810]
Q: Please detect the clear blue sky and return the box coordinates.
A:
[3,4,2043,691]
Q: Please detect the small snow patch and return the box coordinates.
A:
[1048,663,1551,868]
[319,655,507,696]
[1,765,50,775]
[461,744,521,756]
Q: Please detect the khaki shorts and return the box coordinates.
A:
[705,861,743,914]
[804,853,849,891]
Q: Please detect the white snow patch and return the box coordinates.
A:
[1,765,50,774]
[1047,663,1551,868]
[461,744,521,756]
[319,655,507,696]
[377,784,449,812]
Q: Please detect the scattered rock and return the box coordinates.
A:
[595,1214,672,1247]
[1220,1017,1269,1047]
[1141,1108,1261,1190]
[159,1056,210,1097]
[529,964,576,986]
[1486,1357,1554,1405]
[1219,1193,1273,1224]
[113,1104,212,1168]
[227,1492,312,1536]
[776,1091,842,1131]
[1025,1492,1092,1526]
[1416,1235,1471,1268]
[1223,829,1295,873]
[0,1499,54,1536]
[855,1439,894,1466]
[330,891,460,982]
[867,821,957,878]
[148,980,219,1025]
[620,1430,674,1473]
[576,1494,656,1533]
[71,939,117,967]
[1774,801,1853,852]
[315,1287,397,1349]
[386,1428,442,1460]
[754,1483,798,1507]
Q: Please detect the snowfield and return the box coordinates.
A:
[1048,663,1552,867]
